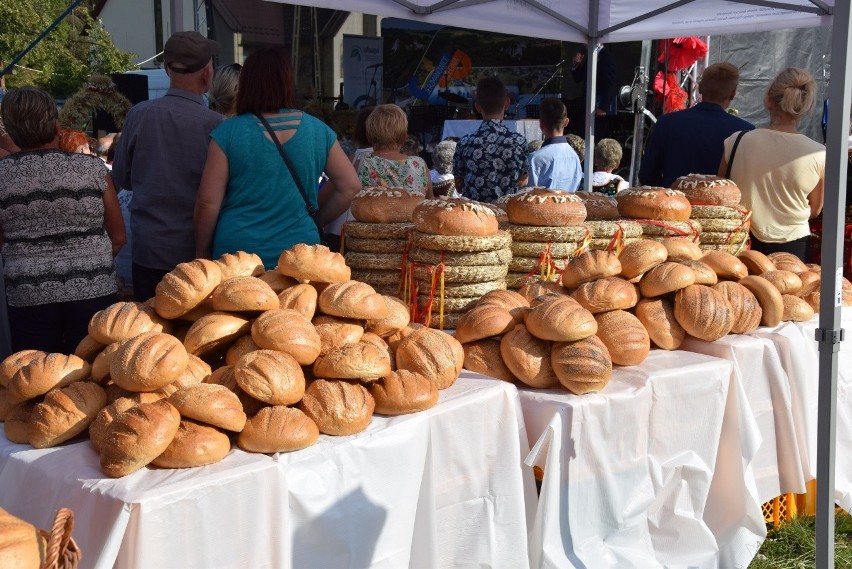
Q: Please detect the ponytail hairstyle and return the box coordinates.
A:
[766,67,816,120]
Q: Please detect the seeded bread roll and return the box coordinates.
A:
[518,278,566,303]
[453,304,516,344]
[596,310,650,366]
[4,402,35,444]
[760,270,803,295]
[169,383,247,431]
[499,324,559,388]
[277,243,351,283]
[711,281,762,334]
[525,295,598,342]
[74,335,106,364]
[215,251,264,279]
[634,297,685,350]
[313,342,392,382]
[671,174,741,207]
[318,280,389,320]
[395,327,464,389]
[674,284,734,341]
[412,196,499,237]
[737,250,777,275]
[277,283,318,320]
[234,349,305,406]
[154,259,222,319]
[506,187,587,226]
[738,275,784,327]
[562,250,622,289]
[369,369,440,414]
[251,309,321,365]
[661,237,704,262]
[364,296,410,338]
[0,350,46,388]
[110,331,189,392]
[767,252,808,274]
[575,191,620,220]
[701,250,749,280]
[89,394,163,453]
[182,312,252,357]
[679,260,719,286]
[782,294,815,322]
[639,261,697,297]
[359,333,395,371]
[476,289,530,324]
[0,507,46,569]
[299,379,375,436]
[617,187,692,221]
[551,335,613,394]
[462,339,517,383]
[225,336,260,366]
[618,239,668,280]
[571,277,638,314]
[89,301,164,344]
[151,419,231,468]
[210,276,279,312]
[238,405,319,453]
[797,271,821,297]
[350,186,425,223]
[28,382,107,448]
[258,270,298,293]
[99,399,181,477]
[6,353,90,405]
[312,315,364,356]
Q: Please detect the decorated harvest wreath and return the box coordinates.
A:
[59,75,132,131]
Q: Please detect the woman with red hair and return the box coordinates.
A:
[58,129,95,154]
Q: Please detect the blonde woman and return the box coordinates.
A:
[209,63,241,116]
[719,67,825,261]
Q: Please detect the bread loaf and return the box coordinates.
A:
[6,353,90,405]
[594,310,650,366]
[462,338,517,383]
[215,251,264,279]
[350,187,424,223]
[29,382,107,448]
[767,252,808,274]
[171,354,211,389]
[475,289,530,323]
[74,334,106,363]
[89,301,164,344]
[154,259,222,319]
[670,174,741,207]
[0,507,46,569]
[661,237,703,262]
[90,342,120,384]
[183,312,252,357]
[635,297,685,350]
[251,309,322,365]
[571,277,638,314]
[237,406,319,453]
[89,395,162,453]
[737,250,776,275]
[679,260,718,286]
[576,192,619,220]
[618,240,668,280]
[312,315,364,356]
[412,196,499,236]
[782,294,815,322]
[299,379,375,436]
[313,342,392,382]
[639,261,697,297]
[277,283,318,320]
[364,296,410,338]
[359,333,395,371]
[234,349,305,406]
[317,280,389,320]
[524,295,597,342]
[99,399,181,477]
[169,383,247,431]
[616,187,692,221]
[453,304,515,344]
[518,278,566,303]
[738,275,784,327]
[0,387,15,422]
[395,327,463,389]
[110,332,189,392]
[259,271,298,294]
[760,270,803,295]
[797,271,821,297]
[151,419,231,468]
[211,276,279,312]
[551,336,613,394]
[562,250,622,289]
[4,402,35,444]
[499,324,559,388]
[701,250,748,280]
[0,350,45,388]
[277,243,351,283]
[225,335,260,366]
[673,284,734,341]
[712,281,762,334]
[369,369,439,414]
[506,187,587,226]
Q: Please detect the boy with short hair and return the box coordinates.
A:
[526,97,582,191]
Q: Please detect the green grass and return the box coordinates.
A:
[750,512,852,568]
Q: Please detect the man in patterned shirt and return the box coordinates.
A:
[453,77,528,202]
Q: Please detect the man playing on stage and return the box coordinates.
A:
[527,98,582,191]
[453,77,528,202]
[639,62,754,187]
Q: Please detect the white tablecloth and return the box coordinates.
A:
[0,374,537,569]
[442,120,542,143]
[519,349,737,568]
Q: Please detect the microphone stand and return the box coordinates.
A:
[513,58,566,119]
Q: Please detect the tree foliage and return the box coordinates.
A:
[0,0,137,98]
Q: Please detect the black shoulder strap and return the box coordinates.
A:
[725,130,748,179]
[254,113,323,235]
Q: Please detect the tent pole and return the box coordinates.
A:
[628,40,652,186]
[583,0,600,189]
[816,0,852,566]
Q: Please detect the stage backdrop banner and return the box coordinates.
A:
[343,35,384,109]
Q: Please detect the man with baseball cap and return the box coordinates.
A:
[112,31,224,300]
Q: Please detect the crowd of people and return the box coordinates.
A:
[0,28,827,356]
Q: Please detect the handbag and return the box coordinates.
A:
[254,112,326,244]
[725,130,748,179]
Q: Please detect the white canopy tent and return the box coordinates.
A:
[267,0,849,565]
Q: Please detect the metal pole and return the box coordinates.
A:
[583,0,600,190]
[0,0,84,78]
[816,0,852,566]
[629,40,652,186]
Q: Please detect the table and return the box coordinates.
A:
[442,120,542,144]
[519,349,738,568]
[0,374,537,569]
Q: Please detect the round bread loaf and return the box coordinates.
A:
[635,297,685,350]
[182,312,252,357]
[258,270,298,293]
[89,395,162,453]
[639,261,697,297]
[151,419,231,468]
[617,187,692,221]
[453,305,515,344]
[318,280,389,320]
[506,187,587,226]
[0,507,46,569]
[671,174,741,207]
[211,276,279,312]
[761,270,803,295]
[154,259,222,319]
[91,342,119,384]
[782,294,815,322]
[359,333,395,371]
[74,335,106,364]
[312,315,364,356]
[412,196,499,236]
[89,301,164,344]
[168,354,209,385]
[6,353,90,405]
[517,278,566,302]
[29,382,107,448]
[0,350,46,388]
[576,192,619,220]
[679,260,719,286]
[99,399,181,477]
[176,301,215,323]
[738,275,784,327]
[767,252,808,274]
[673,284,734,341]
[525,296,597,342]
[238,405,319,453]
[701,250,749,280]
[712,281,762,334]
[476,289,530,322]
[111,332,189,392]
[4,402,35,444]
[234,349,306,406]
[369,369,440,414]
[251,309,322,365]
[169,383,247,431]
[277,283,318,320]
[662,238,703,262]
[806,263,822,274]
[215,251,264,279]
[462,339,516,383]
[499,324,558,388]
[313,342,392,382]
[395,327,463,389]
[299,379,375,436]
[618,239,668,280]
[277,243,351,283]
[737,250,777,275]
[797,271,821,297]
[571,277,638,314]
[350,187,425,223]
[365,296,410,338]
[595,310,650,366]
[802,291,820,313]
[225,336,260,367]
[551,336,612,394]
[562,250,622,289]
